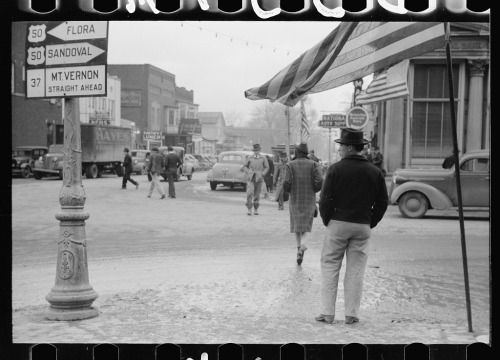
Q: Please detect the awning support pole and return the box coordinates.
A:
[445,22,473,333]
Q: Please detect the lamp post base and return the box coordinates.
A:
[45,306,99,321]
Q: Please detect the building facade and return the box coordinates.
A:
[198,112,226,154]
[366,23,489,173]
[107,64,198,152]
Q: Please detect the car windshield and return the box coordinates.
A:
[132,151,146,159]
[12,150,31,157]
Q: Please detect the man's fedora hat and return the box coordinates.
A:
[295,142,309,154]
[253,144,261,151]
[334,128,370,145]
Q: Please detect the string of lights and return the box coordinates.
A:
[180,22,301,56]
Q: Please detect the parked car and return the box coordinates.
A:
[157,146,195,181]
[193,154,212,170]
[206,155,218,166]
[184,154,201,170]
[389,150,490,218]
[206,150,253,191]
[131,149,150,175]
[12,145,48,178]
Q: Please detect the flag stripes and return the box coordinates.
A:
[245,22,445,107]
[356,60,410,105]
[300,100,309,141]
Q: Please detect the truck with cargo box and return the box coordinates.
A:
[33,123,132,179]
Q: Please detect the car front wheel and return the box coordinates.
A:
[398,191,429,218]
[22,166,31,179]
[210,181,217,190]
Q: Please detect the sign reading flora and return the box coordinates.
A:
[345,107,370,129]
[25,21,108,99]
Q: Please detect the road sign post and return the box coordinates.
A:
[26,21,108,320]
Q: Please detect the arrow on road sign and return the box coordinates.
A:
[46,42,105,66]
[47,21,107,41]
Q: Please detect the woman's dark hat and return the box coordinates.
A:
[334,128,370,145]
[253,144,261,151]
[295,142,309,154]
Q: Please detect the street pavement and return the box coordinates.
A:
[10,171,490,346]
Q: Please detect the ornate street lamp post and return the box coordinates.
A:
[45,98,99,321]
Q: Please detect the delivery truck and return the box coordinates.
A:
[33,123,132,179]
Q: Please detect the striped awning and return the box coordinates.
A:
[245,22,445,107]
[356,60,410,105]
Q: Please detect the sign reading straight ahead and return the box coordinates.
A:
[25,21,109,99]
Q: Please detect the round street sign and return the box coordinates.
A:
[345,107,370,129]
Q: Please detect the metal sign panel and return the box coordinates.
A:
[319,114,346,128]
[25,21,108,99]
[346,107,370,129]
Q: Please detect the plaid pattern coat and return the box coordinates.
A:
[283,156,323,233]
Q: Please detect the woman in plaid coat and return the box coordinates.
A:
[283,142,323,265]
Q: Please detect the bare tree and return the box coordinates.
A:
[223,110,246,127]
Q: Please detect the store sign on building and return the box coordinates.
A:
[121,89,142,106]
[319,114,346,128]
[345,107,370,129]
[143,131,165,141]
[25,21,108,99]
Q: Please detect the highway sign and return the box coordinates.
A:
[47,21,108,41]
[346,107,370,129]
[25,21,108,99]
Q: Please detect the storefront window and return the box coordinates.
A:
[412,64,459,158]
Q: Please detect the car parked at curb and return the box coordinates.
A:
[193,154,212,170]
[131,149,150,175]
[389,150,490,218]
[206,150,253,191]
[12,145,48,179]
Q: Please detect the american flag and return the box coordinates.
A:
[245,22,446,107]
[356,60,410,105]
[300,100,309,141]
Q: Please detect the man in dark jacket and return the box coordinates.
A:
[164,146,182,198]
[121,148,139,190]
[316,128,388,325]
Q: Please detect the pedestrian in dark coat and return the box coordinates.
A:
[264,154,274,194]
[164,146,182,198]
[273,152,288,210]
[146,147,166,199]
[283,142,323,265]
[316,128,388,325]
[121,148,139,190]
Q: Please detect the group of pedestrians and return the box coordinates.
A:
[121,146,182,200]
[243,128,389,325]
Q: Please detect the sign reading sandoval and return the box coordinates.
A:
[25,21,108,99]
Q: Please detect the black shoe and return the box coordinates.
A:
[161,194,166,199]
[345,316,360,324]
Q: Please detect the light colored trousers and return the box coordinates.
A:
[246,180,263,210]
[148,173,166,197]
[321,220,371,318]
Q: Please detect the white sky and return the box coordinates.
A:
[107,21,367,124]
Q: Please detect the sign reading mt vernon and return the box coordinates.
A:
[25,21,109,99]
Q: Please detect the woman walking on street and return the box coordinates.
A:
[283,142,323,265]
